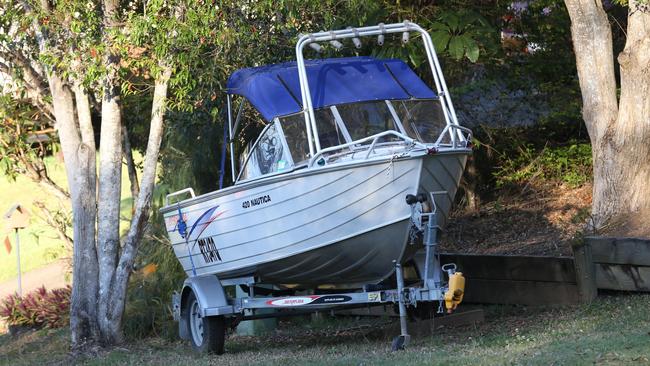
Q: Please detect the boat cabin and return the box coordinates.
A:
[225,57,462,184]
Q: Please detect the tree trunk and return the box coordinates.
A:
[96,71,123,344]
[27,0,101,345]
[565,0,650,230]
[69,142,100,347]
[95,0,125,344]
[20,0,177,348]
[48,74,100,346]
[598,1,650,227]
[105,64,172,341]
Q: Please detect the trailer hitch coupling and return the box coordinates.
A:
[442,264,465,313]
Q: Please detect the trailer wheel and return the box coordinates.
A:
[186,292,226,354]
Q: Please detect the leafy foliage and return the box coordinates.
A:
[429,10,495,62]
[123,194,185,340]
[0,286,71,329]
[492,142,592,189]
[0,95,57,180]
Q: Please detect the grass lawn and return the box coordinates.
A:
[0,154,142,284]
[1,293,649,365]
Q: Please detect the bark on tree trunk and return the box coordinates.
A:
[565,0,650,230]
[48,74,101,346]
[69,142,100,346]
[599,1,650,226]
[96,71,124,344]
[96,0,125,344]
[105,64,172,341]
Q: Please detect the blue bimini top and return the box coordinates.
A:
[226,57,436,121]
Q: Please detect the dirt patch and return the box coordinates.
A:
[440,183,592,256]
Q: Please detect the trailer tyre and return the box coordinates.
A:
[186,292,226,354]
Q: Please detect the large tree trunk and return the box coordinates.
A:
[604,2,650,226]
[105,65,172,338]
[49,74,100,346]
[96,0,125,345]
[565,0,650,230]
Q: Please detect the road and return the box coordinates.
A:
[0,260,70,299]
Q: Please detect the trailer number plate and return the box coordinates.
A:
[367,292,381,302]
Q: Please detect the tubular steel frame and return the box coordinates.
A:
[295,21,464,156]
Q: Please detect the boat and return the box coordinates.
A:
[161,21,472,354]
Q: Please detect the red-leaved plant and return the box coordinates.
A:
[0,286,71,329]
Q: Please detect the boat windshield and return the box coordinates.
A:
[391,99,447,143]
[238,98,449,181]
[336,101,402,144]
[277,99,448,160]
[278,113,310,164]
[238,122,293,181]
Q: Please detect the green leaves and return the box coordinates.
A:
[465,39,480,63]
[426,10,496,63]
[430,30,451,53]
[448,37,465,60]
[0,94,56,181]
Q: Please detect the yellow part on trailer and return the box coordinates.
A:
[444,272,465,313]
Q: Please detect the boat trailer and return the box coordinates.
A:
[172,193,465,352]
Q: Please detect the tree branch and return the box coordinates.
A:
[0,49,55,119]
[23,160,71,200]
[33,200,73,249]
[96,0,126,344]
[73,83,95,148]
[122,124,140,203]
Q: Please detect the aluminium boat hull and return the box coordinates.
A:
[162,150,468,287]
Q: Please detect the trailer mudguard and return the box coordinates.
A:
[179,275,234,340]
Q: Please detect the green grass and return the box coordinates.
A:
[0,153,142,284]
[1,293,649,365]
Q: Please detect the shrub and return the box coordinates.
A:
[123,233,185,341]
[122,190,186,340]
[0,286,71,329]
[493,142,592,188]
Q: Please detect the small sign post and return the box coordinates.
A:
[4,204,30,296]
[14,228,22,295]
